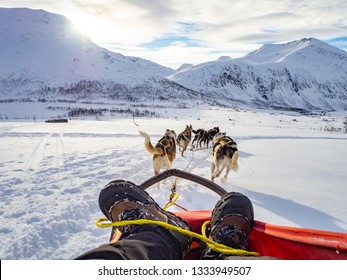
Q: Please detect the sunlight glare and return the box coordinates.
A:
[68,13,111,43]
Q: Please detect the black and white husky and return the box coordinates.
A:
[192,126,219,149]
[211,132,239,182]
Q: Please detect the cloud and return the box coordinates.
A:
[105,40,261,69]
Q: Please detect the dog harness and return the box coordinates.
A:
[214,136,236,148]
[213,136,237,155]
[157,135,176,156]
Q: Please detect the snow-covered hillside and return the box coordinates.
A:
[0,8,192,103]
[0,8,175,84]
[168,38,347,111]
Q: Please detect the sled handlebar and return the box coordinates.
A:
[140,169,228,197]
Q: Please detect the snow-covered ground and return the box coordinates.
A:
[0,106,346,259]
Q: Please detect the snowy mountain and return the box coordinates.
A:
[0,8,176,83]
[0,8,204,104]
[168,38,347,111]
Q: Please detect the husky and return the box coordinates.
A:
[202,126,220,148]
[191,128,207,149]
[192,127,220,149]
[176,124,193,156]
[211,132,239,182]
[139,129,177,176]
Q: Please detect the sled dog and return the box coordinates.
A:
[192,128,207,149]
[176,124,193,156]
[211,132,238,182]
[192,127,220,149]
[203,126,220,148]
[139,129,177,176]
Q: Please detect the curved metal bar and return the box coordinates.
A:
[139,169,227,197]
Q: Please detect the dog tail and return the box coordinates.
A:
[139,131,163,155]
[231,150,239,171]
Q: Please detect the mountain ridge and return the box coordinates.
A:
[168,38,347,110]
[1,7,347,112]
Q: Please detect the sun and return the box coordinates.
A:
[67,13,111,43]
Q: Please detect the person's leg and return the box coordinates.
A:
[75,224,182,260]
[75,180,192,260]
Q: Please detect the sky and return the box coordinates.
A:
[0,0,347,69]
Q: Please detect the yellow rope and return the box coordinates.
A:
[163,192,180,210]
[96,217,259,257]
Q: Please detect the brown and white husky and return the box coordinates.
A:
[139,129,177,176]
[176,124,193,156]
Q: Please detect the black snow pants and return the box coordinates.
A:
[75,224,182,260]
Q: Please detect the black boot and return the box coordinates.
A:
[98,180,192,257]
[203,192,254,259]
